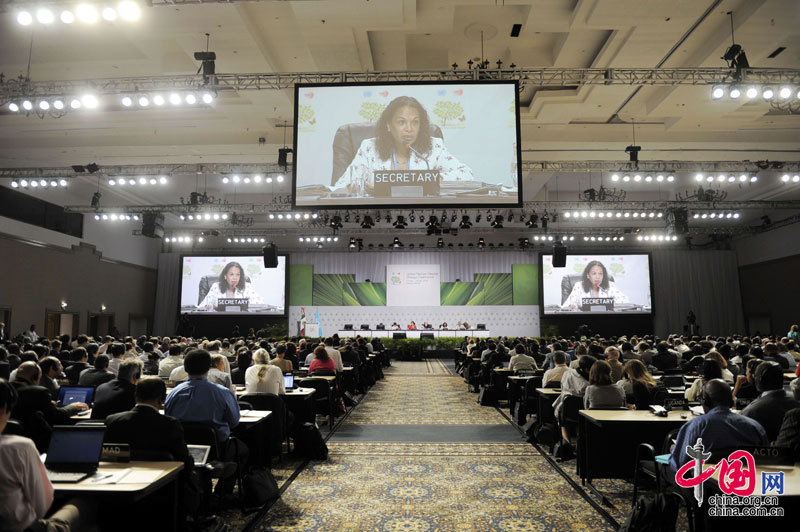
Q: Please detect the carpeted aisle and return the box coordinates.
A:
[249,360,615,532]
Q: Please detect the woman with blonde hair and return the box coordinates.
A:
[618,359,659,409]
[244,349,284,395]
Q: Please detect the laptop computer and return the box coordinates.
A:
[284,374,295,391]
[45,425,106,483]
[57,386,95,407]
[663,375,686,392]
[187,444,211,467]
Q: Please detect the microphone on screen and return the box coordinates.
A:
[406,143,430,170]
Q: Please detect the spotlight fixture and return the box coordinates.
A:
[90,191,101,209]
[425,215,441,235]
[393,216,407,229]
[392,237,403,248]
[437,238,444,248]
[525,213,538,228]
[329,215,342,230]
[490,215,504,229]
[477,238,486,249]
[459,215,472,229]
[360,215,374,229]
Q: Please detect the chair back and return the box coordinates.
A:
[2,418,25,436]
[239,393,287,456]
[180,421,221,461]
[561,395,585,425]
[309,369,335,377]
[238,401,254,410]
[298,378,332,413]
[330,122,444,185]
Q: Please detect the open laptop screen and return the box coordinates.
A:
[45,427,105,466]
[284,374,294,390]
[57,386,95,407]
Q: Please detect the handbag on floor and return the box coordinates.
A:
[242,467,280,507]
[618,493,680,532]
[293,422,328,460]
[553,438,575,461]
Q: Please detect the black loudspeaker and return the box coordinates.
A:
[553,243,567,267]
[262,244,278,268]
[141,213,164,239]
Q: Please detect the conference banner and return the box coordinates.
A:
[386,264,441,307]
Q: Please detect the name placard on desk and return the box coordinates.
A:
[216,298,249,312]
[581,297,614,312]
[373,170,441,198]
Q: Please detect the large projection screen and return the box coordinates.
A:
[540,254,653,315]
[293,80,521,208]
[179,255,286,315]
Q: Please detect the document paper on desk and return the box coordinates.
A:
[117,470,164,484]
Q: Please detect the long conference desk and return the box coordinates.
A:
[338,329,492,338]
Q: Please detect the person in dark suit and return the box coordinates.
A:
[742,361,800,442]
[775,407,800,461]
[38,356,62,401]
[78,354,115,387]
[10,362,89,451]
[64,348,91,385]
[105,377,200,519]
[651,342,678,371]
[91,359,142,420]
[105,377,193,471]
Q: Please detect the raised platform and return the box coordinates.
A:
[337,329,491,338]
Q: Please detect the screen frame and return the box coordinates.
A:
[537,251,655,317]
[177,253,289,317]
[292,79,523,209]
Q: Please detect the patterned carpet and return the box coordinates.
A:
[252,442,615,532]
[385,359,453,376]
[342,375,509,425]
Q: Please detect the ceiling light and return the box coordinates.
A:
[152,94,165,106]
[138,96,149,107]
[706,175,714,182]
[265,177,273,183]
[138,177,147,184]
[243,177,251,184]
[70,98,82,109]
[185,93,197,105]
[53,99,65,110]
[202,92,214,104]
[779,86,793,99]
[8,102,19,112]
[76,4,99,23]
[745,86,758,99]
[750,175,758,182]
[22,100,33,111]
[38,100,50,110]
[782,174,790,183]
[276,175,284,182]
[118,1,141,21]
[36,8,55,24]
[128,178,135,185]
[82,94,99,108]
[159,176,167,184]
[711,85,725,100]
[102,6,117,21]
[17,11,33,25]
[717,174,725,182]
[20,179,28,187]
[794,175,800,183]
[739,174,747,182]
[622,175,630,182]
[729,86,741,99]
[121,96,132,107]
[633,174,641,182]
[611,174,619,182]
[253,175,262,183]
[762,87,774,100]
[221,176,229,184]
[169,93,181,105]
[30,180,38,188]
[667,175,674,182]
[645,175,653,182]
[695,173,704,182]
[60,10,75,23]
[232,175,240,183]
[727,175,735,183]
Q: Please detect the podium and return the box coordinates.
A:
[299,322,320,337]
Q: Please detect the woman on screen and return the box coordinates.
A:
[333,96,474,194]
[199,261,264,309]
[560,260,629,311]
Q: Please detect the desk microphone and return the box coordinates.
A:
[406,144,430,170]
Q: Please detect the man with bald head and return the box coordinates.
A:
[669,378,767,473]
[11,361,89,452]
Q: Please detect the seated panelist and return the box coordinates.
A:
[198,262,264,310]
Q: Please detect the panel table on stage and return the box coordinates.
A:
[336,329,490,338]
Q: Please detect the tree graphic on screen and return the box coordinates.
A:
[433,100,463,126]
[609,262,626,277]
[359,102,386,122]
[297,105,315,125]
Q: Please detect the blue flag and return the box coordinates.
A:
[315,308,320,325]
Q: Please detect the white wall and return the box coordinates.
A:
[733,223,800,267]
[0,214,160,268]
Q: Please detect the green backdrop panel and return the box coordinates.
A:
[343,282,387,306]
[289,264,313,306]
[473,273,513,305]
[512,263,538,305]
[313,274,355,306]
[440,282,485,306]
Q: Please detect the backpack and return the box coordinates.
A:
[478,385,497,406]
[242,467,280,507]
[530,422,558,448]
[553,439,575,461]
[618,493,680,532]
[293,422,328,460]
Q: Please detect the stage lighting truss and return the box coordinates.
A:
[693,173,758,184]
[610,173,674,184]
[562,210,664,220]
[10,178,69,189]
[92,212,140,221]
[5,90,214,118]
[221,173,284,185]
[178,212,229,222]
[635,234,679,242]
[267,212,318,221]
[532,235,556,242]
[164,235,203,244]
[691,211,741,220]
[780,174,800,184]
[108,176,168,186]
[225,236,268,244]
[14,2,143,26]
[711,84,800,107]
